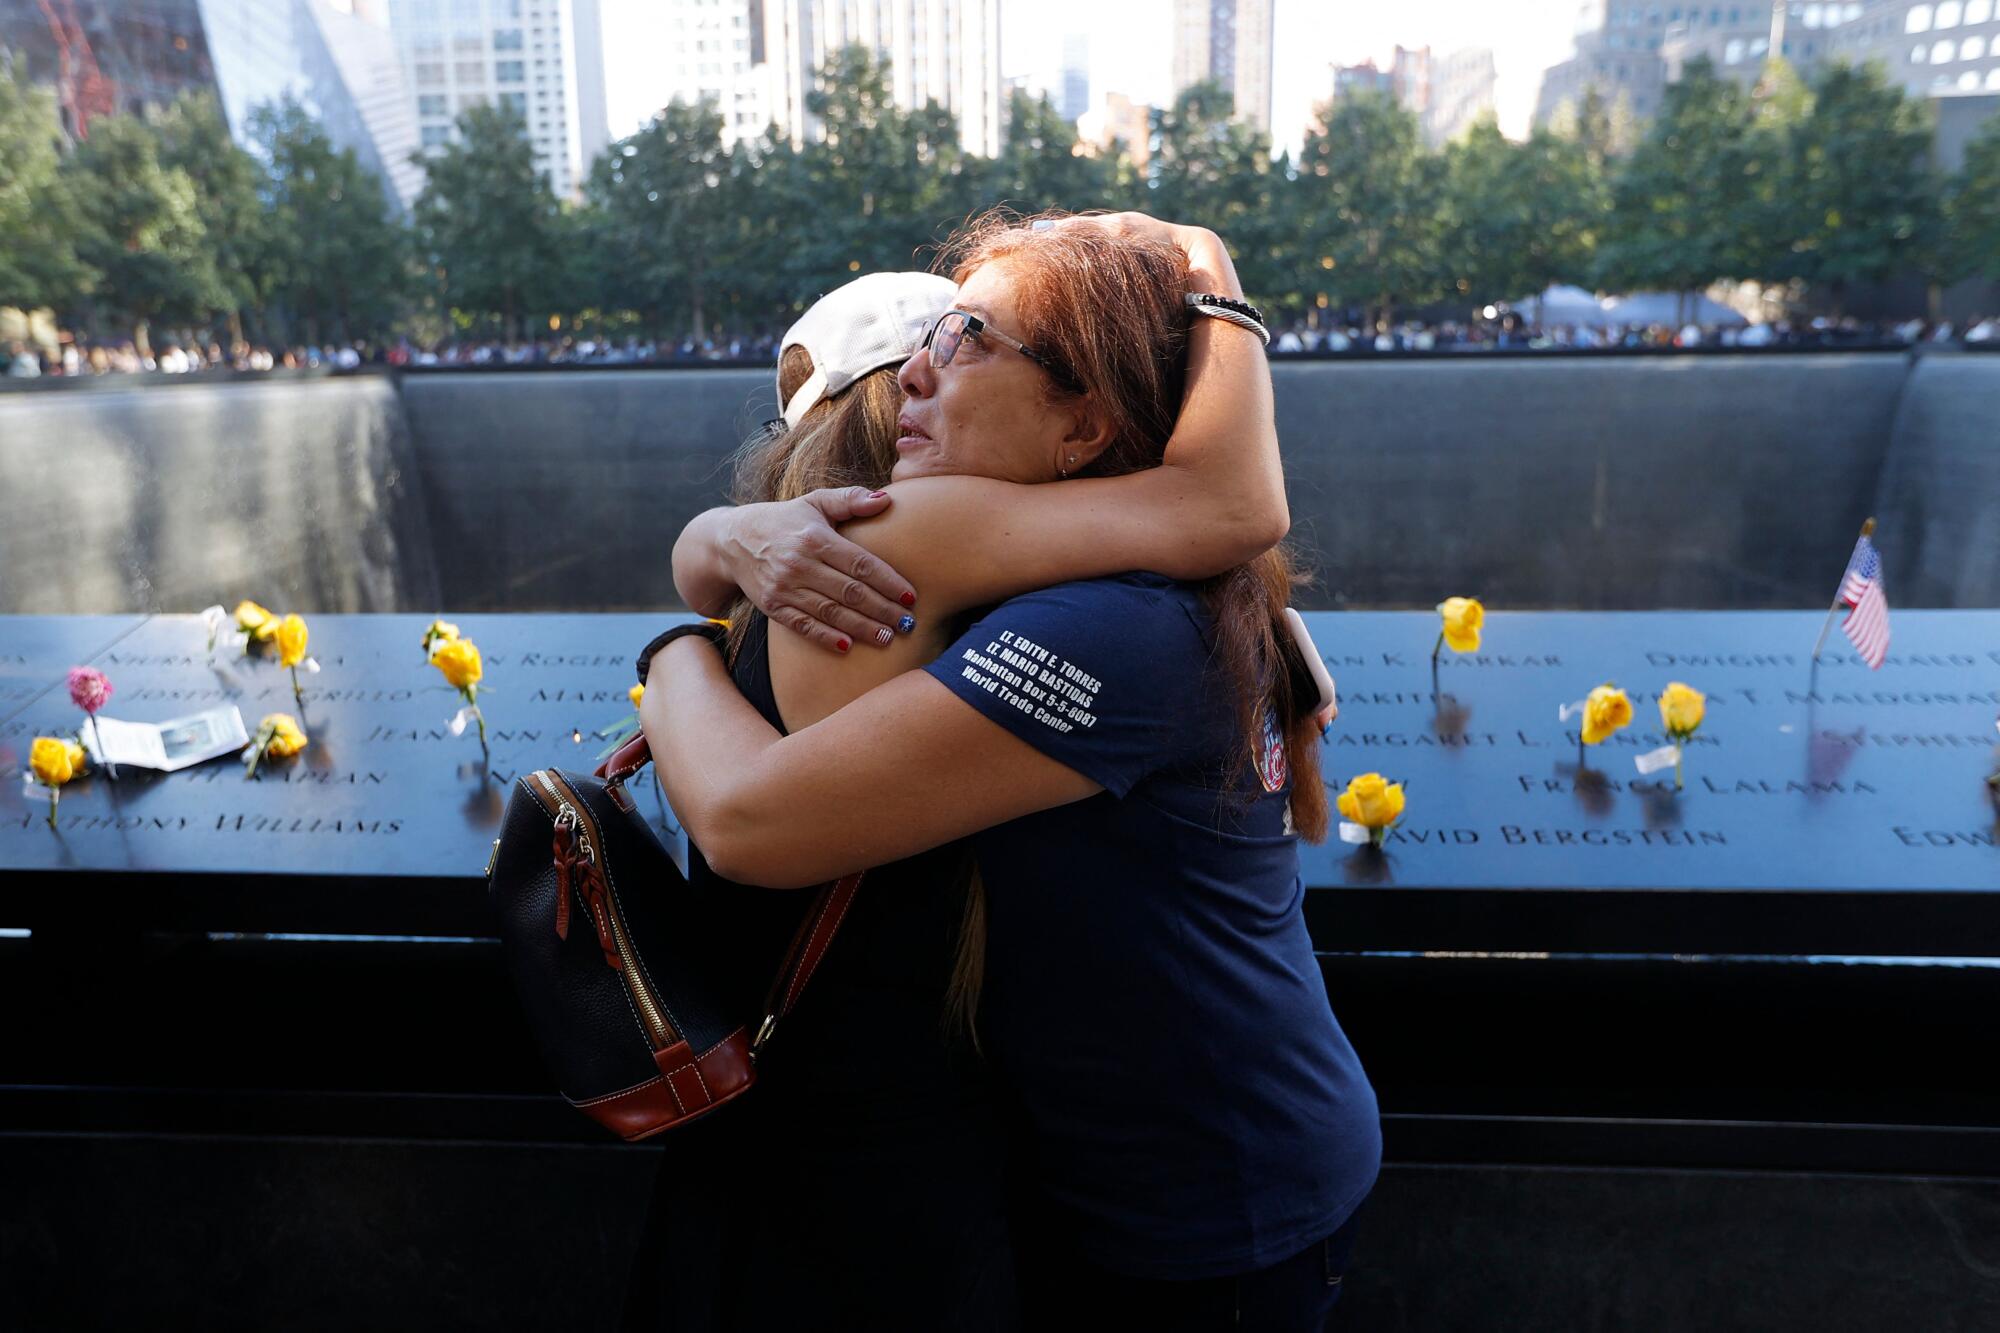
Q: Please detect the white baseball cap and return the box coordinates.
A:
[778,271,957,428]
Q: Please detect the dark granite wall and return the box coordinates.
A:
[397,368,773,612]
[1274,354,1914,609]
[0,377,440,617]
[1873,354,2000,609]
[7,1137,1995,1331]
[3,354,1994,616]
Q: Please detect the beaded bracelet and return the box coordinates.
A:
[1185,291,1266,325]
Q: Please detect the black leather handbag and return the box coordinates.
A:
[486,731,858,1141]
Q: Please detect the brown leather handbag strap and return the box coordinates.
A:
[595,732,652,786]
[593,735,863,1059]
[755,871,863,1056]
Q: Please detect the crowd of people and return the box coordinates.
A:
[5,313,1995,381]
[1268,313,1999,353]
[0,332,786,377]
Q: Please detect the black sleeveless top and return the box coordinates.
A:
[619,612,1018,1333]
[713,612,981,1110]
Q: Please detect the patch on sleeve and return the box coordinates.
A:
[1252,704,1289,793]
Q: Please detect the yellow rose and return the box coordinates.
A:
[1660,681,1706,737]
[1437,597,1484,653]
[421,619,460,658]
[431,636,483,690]
[629,683,645,710]
[30,736,85,787]
[275,613,309,668]
[1336,772,1406,830]
[1581,684,1634,745]
[234,599,281,641]
[258,713,309,758]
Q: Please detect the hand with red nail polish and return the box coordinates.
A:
[701,487,920,655]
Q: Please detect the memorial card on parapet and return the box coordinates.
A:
[81,707,250,773]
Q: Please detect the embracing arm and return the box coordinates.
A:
[671,505,746,619]
[1022,217,1288,575]
[639,635,1098,887]
[670,217,1287,650]
[671,486,911,623]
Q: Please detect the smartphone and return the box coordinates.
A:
[1281,608,1337,717]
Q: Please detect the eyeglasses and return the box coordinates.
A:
[921,309,1080,393]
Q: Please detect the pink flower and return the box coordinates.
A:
[67,666,113,715]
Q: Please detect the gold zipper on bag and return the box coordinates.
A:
[527,770,676,1051]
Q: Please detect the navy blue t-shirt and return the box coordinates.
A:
[923,573,1381,1280]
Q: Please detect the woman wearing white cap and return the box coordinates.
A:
[641,210,1373,1331]
[670,223,1289,657]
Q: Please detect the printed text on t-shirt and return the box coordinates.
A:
[954,629,1100,733]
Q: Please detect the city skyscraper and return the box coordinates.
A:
[1326,44,1493,148]
[1823,0,2000,99]
[1533,0,1669,132]
[0,0,422,210]
[1170,0,1273,132]
[760,0,1005,156]
[1423,46,1498,145]
[386,0,610,199]
[1059,32,1089,122]
[1537,2,2000,134]
[630,0,768,148]
[570,0,609,164]
[203,0,426,211]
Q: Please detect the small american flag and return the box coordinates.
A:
[1838,535,1891,669]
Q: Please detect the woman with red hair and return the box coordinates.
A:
[644,212,1379,1330]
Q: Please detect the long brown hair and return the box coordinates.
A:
[940,209,1330,842]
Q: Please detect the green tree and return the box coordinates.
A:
[61,112,225,349]
[1295,91,1446,329]
[0,64,91,314]
[1547,84,1644,158]
[1443,116,1608,315]
[251,97,407,345]
[584,98,733,339]
[1148,82,1290,313]
[1595,58,1769,322]
[709,127,813,330]
[1945,110,2000,284]
[411,103,562,338]
[1440,117,1530,311]
[1150,81,1257,227]
[981,89,1126,215]
[155,91,270,343]
[785,46,969,301]
[1771,60,1940,313]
